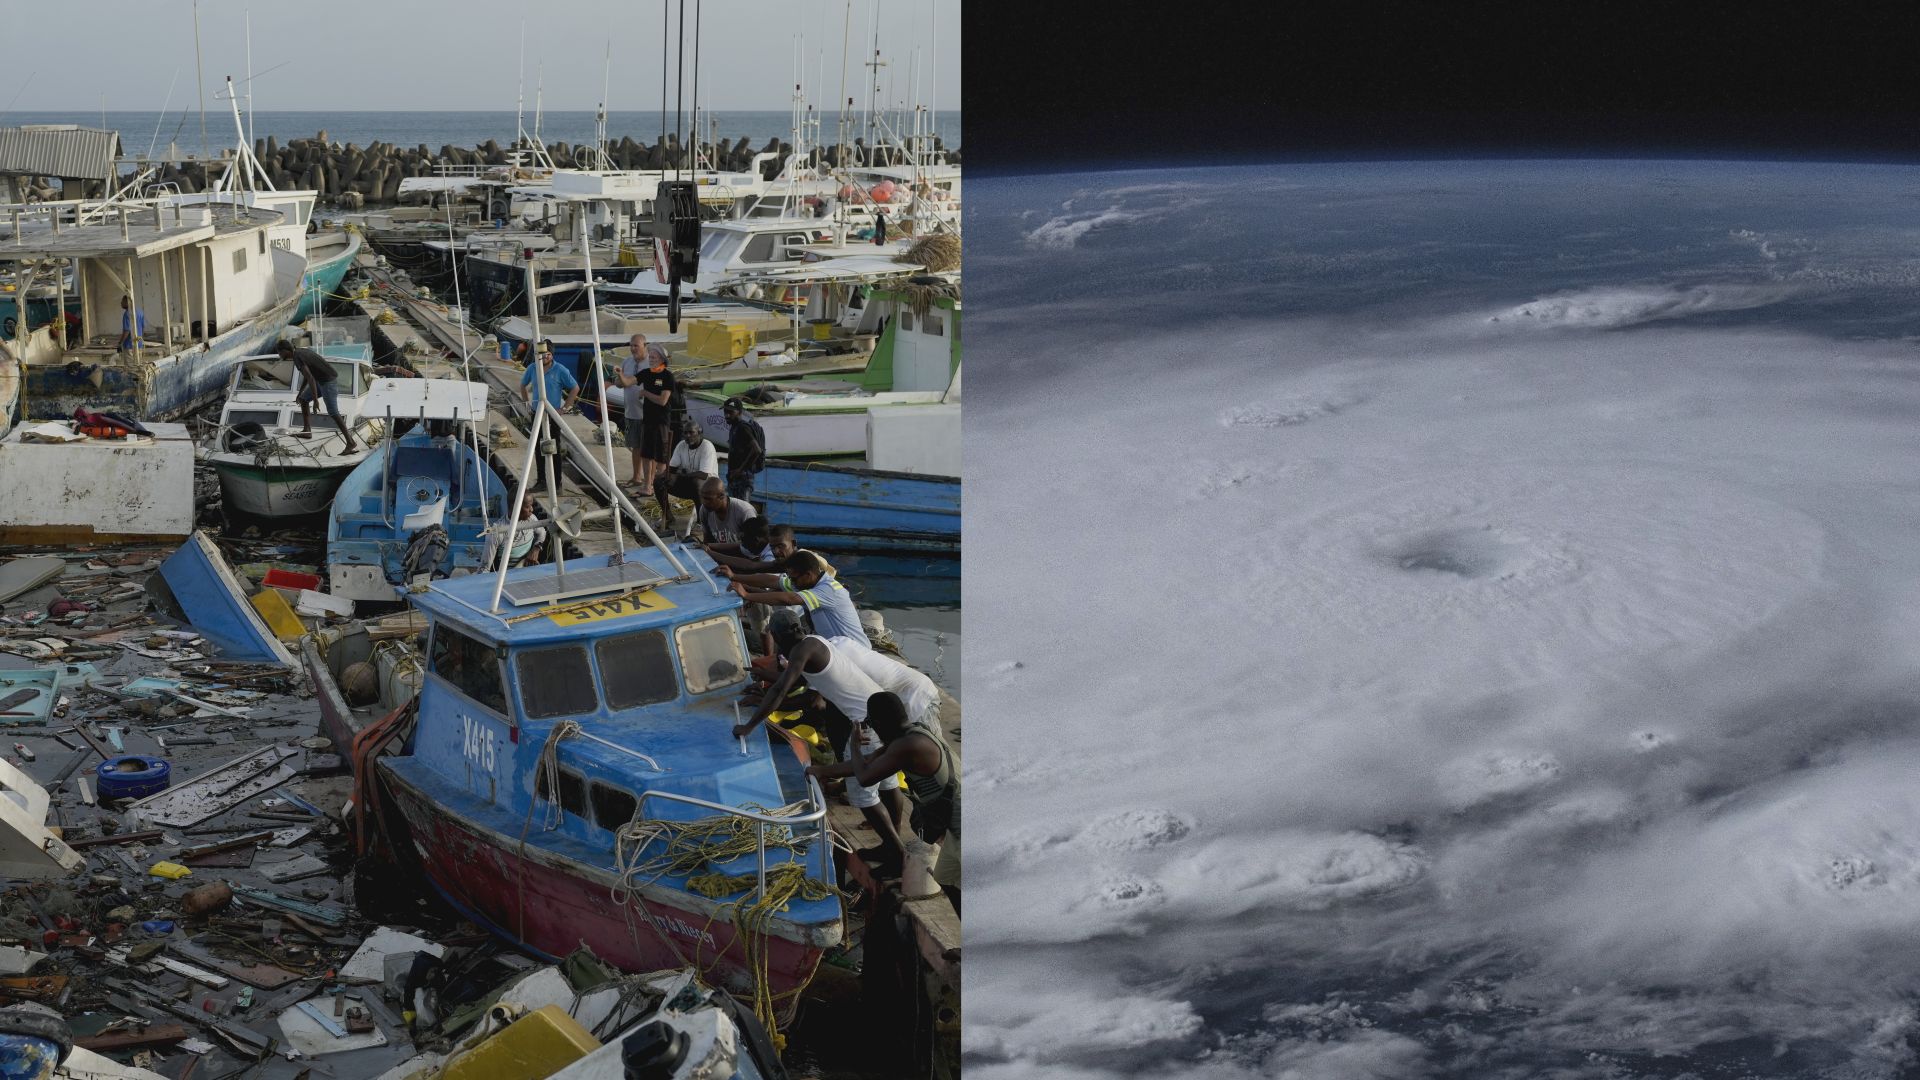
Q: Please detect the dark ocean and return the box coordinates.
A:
[7,109,961,157]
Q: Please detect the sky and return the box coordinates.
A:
[1,0,958,114]
[969,2,1920,173]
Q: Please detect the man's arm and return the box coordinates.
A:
[705,549,774,571]
[810,736,918,787]
[720,569,784,589]
[733,582,804,607]
[736,643,812,736]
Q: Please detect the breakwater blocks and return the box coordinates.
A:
[0,422,195,544]
[132,133,960,206]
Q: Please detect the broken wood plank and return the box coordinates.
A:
[73,1023,192,1051]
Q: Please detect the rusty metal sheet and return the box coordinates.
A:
[0,126,120,181]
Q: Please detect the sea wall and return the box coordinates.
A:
[1,133,959,207]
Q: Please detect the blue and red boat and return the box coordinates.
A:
[351,542,840,1021]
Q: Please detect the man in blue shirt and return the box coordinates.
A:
[118,296,145,352]
[519,344,580,413]
[722,550,866,647]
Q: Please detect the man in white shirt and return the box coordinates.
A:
[652,423,719,537]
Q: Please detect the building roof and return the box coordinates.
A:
[0,126,121,182]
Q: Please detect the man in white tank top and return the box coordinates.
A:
[735,634,909,868]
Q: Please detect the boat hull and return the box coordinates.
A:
[22,286,302,421]
[212,459,355,518]
[753,462,959,553]
[381,763,829,1020]
[688,399,870,458]
[294,232,364,322]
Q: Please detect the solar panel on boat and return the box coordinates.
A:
[501,561,671,607]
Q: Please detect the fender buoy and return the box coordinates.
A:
[95,756,171,800]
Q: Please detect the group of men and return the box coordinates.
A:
[713,517,962,913]
[507,330,959,910]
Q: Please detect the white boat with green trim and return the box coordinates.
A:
[688,283,960,458]
[206,351,384,518]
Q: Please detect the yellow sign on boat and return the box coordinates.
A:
[546,591,676,627]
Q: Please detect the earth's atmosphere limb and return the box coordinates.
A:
[965,161,1920,1079]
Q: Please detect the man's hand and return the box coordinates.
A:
[732,723,754,739]
[715,565,735,579]
[731,581,750,599]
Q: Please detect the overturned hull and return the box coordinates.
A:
[754,460,960,553]
[380,762,832,1023]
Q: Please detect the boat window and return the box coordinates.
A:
[899,309,915,332]
[590,782,638,831]
[232,248,247,273]
[429,625,507,715]
[226,410,279,428]
[595,631,678,709]
[258,234,267,254]
[923,312,943,336]
[536,766,588,818]
[699,230,735,263]
[674,616,747,694]
[738,233,779,264]
[515,644,601,719]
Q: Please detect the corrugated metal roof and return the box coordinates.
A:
[0,126,121,181]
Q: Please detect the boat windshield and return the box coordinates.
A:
[674,616,747,694]
[594,630,678,709]
[699,229,738,264]
[515,644,600,719]
[430,624,507,715]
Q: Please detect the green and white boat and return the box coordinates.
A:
[687,283,960,458]
[206,347,383,519]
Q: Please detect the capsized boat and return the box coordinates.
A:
[149,531,295,666]
[752,460,959,554]
[367,543,839,1026]
[326,379,506,608]
[205,353,383,518]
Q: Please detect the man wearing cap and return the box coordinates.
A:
[519,340,580,413]
[721,397,766,502]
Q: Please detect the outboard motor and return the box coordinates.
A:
[648,180,702,332]
[402,524,450,582]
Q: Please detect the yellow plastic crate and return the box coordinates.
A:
[686,321,754,361]
[249,589,306,642]
[443,1005,600,1080]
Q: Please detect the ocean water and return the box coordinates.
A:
[10,109,961,157]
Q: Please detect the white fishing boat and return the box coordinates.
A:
[205,352,384,518]
[0,196,307,423]
[689,281,960,458]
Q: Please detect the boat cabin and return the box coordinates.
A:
[218,354,374,439]
[398,550,825,867]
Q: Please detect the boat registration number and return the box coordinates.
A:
[547,593,677,627]
[462,715,498,773]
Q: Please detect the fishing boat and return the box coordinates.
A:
[689,283,961,458]
[204,352,383,518]
[292,226,362,322]
[0,197,307,422]
[363,544,839,1022]
[752,459,959,553]
[326,380,507,608]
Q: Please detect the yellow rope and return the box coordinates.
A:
[613,803,838,1046]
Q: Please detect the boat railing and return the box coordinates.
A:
[632,775,831,900]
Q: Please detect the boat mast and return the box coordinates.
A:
[192,0,210,164]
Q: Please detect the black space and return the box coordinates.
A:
[964,3,1920,174]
